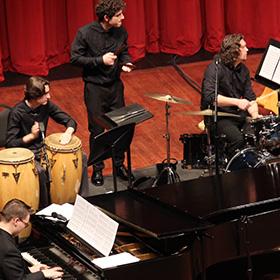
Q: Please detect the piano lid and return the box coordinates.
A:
[86,190,211,239]
[141,165,280,222]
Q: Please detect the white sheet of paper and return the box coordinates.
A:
[36,203,73,221]
[67,195,119,257]
[92,252,139,269]
[259,45,280,82]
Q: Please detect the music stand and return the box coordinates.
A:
[88,123,135,192]
[255,38,280,115]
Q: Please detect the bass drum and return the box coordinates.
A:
[225,147,273,172]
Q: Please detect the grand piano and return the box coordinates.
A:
[21,163,280,279]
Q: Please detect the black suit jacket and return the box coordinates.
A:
[0,229,44,280]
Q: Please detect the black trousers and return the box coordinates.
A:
[216,117,253,158]
[84,80,125,171]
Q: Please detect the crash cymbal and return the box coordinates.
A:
[181,109,241,117]
[145,93,192,105]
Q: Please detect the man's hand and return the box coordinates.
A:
[29,264,49,273]
[121,63,135,73]
[22,121,40,143]
[42,266,63,279]
[237,99,251,111]
[59,127,74,145]
[103,52,117,65]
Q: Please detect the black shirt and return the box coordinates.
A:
[6,100,77,159]
[201,60,256,115]
[0,228,44,280]
[70,21,130,85]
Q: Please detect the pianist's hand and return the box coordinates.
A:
[29,264,49,273]
[42,266,64,279]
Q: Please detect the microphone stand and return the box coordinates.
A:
[39,123,52,184]
[214,59,220,175]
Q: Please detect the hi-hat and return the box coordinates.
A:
[180,109,241,117]
[145,93,192,105]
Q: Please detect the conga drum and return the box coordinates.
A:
[0,148,40,239]
[44,133,82,204]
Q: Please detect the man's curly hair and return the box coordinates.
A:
[220,33,244,67]
[96,0,126,21]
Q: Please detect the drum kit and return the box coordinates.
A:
[226,114,280,172]
[146,92,280,175]
[182,110,280,173]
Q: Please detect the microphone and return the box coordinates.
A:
[39,122,45,140]
[51,212,68,222]
[37,212,68,222]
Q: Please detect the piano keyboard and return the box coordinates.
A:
[21,251,41,265]
[22,243,100,280]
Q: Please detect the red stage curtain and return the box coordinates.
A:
[1,0,280,81]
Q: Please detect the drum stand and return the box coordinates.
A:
[152,102,180,187]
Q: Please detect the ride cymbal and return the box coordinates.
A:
[145,93,192,105]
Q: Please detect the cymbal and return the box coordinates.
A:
[145,93,192,105]
[180,109,241,117]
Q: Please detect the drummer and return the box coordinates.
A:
[201,34,262,158]
[5,76,88,208]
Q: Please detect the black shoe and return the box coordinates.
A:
[91,170,104,186]
[116,165,135,181]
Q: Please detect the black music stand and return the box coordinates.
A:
[88,123,135,192]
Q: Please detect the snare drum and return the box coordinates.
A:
[44,133,82,204]
[0,148,39,210]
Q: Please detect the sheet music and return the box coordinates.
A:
[67,195,119,256]
[92,252,139,269]
[259,45,280,83]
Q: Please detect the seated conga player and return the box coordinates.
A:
[5,76,88,208]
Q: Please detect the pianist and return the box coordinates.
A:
[0,199,63,280]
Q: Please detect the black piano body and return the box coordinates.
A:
[23,164,280,279]
[23,190,210,280]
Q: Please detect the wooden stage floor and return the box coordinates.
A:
[0,54,266,175]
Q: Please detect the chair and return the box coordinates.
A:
[0,104,12,147]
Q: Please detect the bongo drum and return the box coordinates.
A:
[0,148,40,239]
[44,133,82,204]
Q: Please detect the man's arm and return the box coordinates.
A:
[5,110,38,148]
[70,30,103,68]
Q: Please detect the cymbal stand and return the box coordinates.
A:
[205,127,214,176]
[152,102,180,187]
[213,59,220,175]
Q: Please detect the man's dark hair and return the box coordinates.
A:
[96,0,126,21]
[24,76,50,101]
[0,199,33,222]
[220,33,244,67]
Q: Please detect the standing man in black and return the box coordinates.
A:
[71,0,134,186]
[201,33,261,158]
